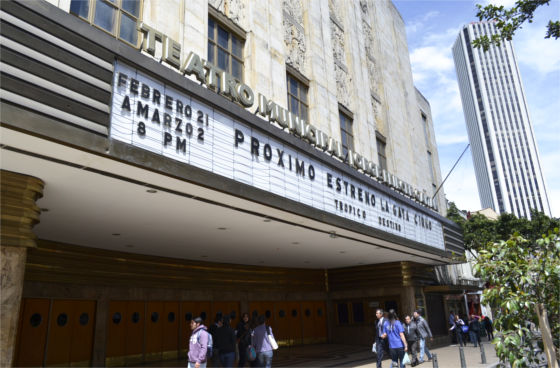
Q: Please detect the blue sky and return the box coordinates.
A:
[392,0,559,217]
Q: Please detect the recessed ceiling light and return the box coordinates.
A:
[304,261,310,263]
[202,255,208,258]
[40,208,49,212]
[218,228,226,230]
[358,263,363,265]
[112,233,120,236]
[126,245,134,248]
[146,190,157,193]
[263,219,271,222]
[292,242,299,244]
[259,261,264,263]
[340,251,346,253]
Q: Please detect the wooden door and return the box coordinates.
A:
[46,299,75,366]
[262,302,275,334]
[180,302,196,357]
[314,301,327,344]
[16,298,50,367]
[227,301,240,329]
[106,301,127,367]
[145,302,164,362]
[274,301,289,346]
[124,301,145,365]
[212,301,227,325]
[69,300,96,366]
[196,302,211,328]
[301,301,315,345]
[14,299,25,366]
[288,301,302,346]
[249,302,261,320]
[162,302,180,360]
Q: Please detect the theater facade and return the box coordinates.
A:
[0,0,464,366]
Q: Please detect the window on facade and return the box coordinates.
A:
[287,74,308,122]
[339,112,354,157]
[428,151,435,183]
[377,139,387,171]
[70,0,141,46]
[208,17,243,82]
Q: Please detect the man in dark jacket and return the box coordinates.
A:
[207,316,222,367]
[214,315,237,367]
[414,310,433,363]
[404,315,420,367]
[374,309,389,368]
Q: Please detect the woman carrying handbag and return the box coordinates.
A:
[449,315,466,346]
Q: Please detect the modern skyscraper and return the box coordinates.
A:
[452,21,552,218]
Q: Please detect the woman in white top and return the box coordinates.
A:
[449,315,466,346]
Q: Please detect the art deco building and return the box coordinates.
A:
[0,0,464,366]
[452,21,552,218]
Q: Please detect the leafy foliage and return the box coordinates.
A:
[472,229,560,367]
[472,0,560,51]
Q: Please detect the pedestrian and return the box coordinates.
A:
[248,317,260,367]
[413,310,433,363]
[484,316,494,341]
[188,317,209,368]
[469,315,481,347]
[253,315,274,368]
[214,315,237,367]
[236,313,250,367]
[207,316,222,367]
[374,308,390,368]
[404,315,420,367]
[381,309,408,368]
[449,315,466,347]
[449,311,457,344]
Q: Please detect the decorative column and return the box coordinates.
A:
[1,170,44,367]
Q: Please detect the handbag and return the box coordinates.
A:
[372,342,377,352]
[267,325,279,350]
[461,325,469,334]
[402,353,411,365]
[246,345,257,361]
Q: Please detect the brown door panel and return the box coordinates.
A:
[46,299,75,366]
[274,301,289,346]
[145,302,164,362]
[313,301,328,343]
[69,300,96,365]
[288,301,302,346]
[261,302,275,335]
[301,301,315,344]
[196,302,211,328]
[227,302,240,328]
[124,301,145,365]
[180,302,196,355]
[162,301,180,360]
[16,298,50,367]
[106,300,127,366]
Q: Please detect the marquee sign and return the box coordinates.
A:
[110,62,446,250]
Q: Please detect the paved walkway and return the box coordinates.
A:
[137,342,501,367]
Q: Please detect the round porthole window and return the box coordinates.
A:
[30,313,42,328]
[131,312,140,324]
[113,313,122,325]
[79,313,90,326]
[57,313,69,327]
[216,311,223,319]
[185,312,193,322]
[230,311,237,320]
[151,312,159,323]
[279,310,285,318]
[252,310,258,318]
[305,309,311,317]
[265,310,271,318]
[168,312,176,323]
[291,309,298,318]
[200,311,207,321]
[317,309,324,317]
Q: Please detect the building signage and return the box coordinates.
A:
[110,62,445,250]
[133,22,439,213]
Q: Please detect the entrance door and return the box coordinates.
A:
[261,302,275,333]
[212,301,227,324]
[124,301,145,365]
[145,302,164,362]
[180,302,196,358]
[162,302,180,360]
[227,302,240,328]
[385,300,399,317]
[106,301,127,367]
[274,302,289,346]
[249,302,261,320]
[15,298,50,367]
[196,302,211,328]
[288,301,302,346]
[314,301,327,343]
[301,301,315,345]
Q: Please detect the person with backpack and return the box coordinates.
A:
[208,316,222,367]
[253,315,275,368]
[484,316,494,341]
[236,313,250,367]
[189,317,210,368]
[248,317,260,367]
[381,309,408,368]
[413,310,433,363]
[214,315,237,368]
[449,315,466,347]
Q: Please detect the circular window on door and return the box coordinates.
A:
[131,312,140,324]
[291,309,298,318]
[113,313,122,325]
[79,313,90,326]
[30,313,42,328]
[265,310,271,318]
[230,311,237,320]
[216,311,223,319]
[305,309,311,317]
[317,309,324,317]
[279,310,285,318]
[168,312,176,323]
[151,312,159,323]
[57,313,69,327]
[252,310,258,318]
[185,312,193,322]
[200,311,207,321]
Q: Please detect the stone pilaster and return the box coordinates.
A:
[1,170,44,367]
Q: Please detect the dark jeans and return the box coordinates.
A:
[389,347,405,368]
[456,330,465,346]
[376,339,389,368]
[486,329,494,341]
[470,330,481,347]
[219,352,235,368]
[238,344,247,367]
[408,340,419,365]
[211,353,220,367]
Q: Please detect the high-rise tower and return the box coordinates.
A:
[452,21,552,218]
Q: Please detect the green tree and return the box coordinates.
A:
[472,229,560,366]
[472,0,560,51]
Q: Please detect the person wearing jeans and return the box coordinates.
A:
[413,310,433,363]
[214,315,237,368]
[469,315,481,347]
[450,315,466,347]
[381,309,408,368]
[253,315,274,368]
